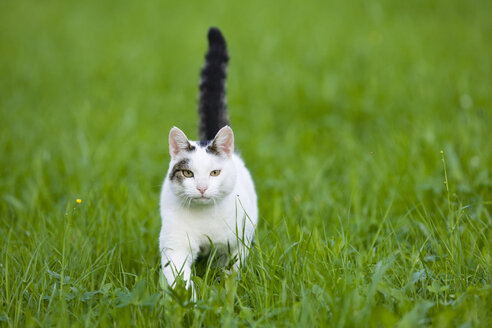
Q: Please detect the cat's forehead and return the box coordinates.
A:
[178,141,223,167]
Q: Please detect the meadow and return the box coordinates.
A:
[1,0,491,326]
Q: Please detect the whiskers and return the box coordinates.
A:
[177,192,193,208]
[179,193,217,208]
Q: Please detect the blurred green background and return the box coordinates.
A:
[1,0,491,326]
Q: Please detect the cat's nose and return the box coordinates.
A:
[197,186,208,194]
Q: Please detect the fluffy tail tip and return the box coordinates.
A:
[207,27,226,49]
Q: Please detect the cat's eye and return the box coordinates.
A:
[182,170,194,178]
[210,170,221,177]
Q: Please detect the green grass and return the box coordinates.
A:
[1,0,492,326]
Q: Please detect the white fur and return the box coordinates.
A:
[159,126,257,293]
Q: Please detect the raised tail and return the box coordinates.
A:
[198,27,230,142]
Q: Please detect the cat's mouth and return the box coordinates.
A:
[193,195,211,201]
[191,195,215,205]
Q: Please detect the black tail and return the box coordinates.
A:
[198,27,230,142]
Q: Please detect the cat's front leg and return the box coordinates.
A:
[161,249,193,289]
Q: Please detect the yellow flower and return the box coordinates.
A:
[76,198,82,204]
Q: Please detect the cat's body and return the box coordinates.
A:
[159,28,258,292]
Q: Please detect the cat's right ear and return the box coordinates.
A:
[169,127,194,158]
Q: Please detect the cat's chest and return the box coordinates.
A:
[165,204,239,241]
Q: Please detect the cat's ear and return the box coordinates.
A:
[169,127,194,158]
[209,126,234,157]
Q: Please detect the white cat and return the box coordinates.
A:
[159,28,258,294]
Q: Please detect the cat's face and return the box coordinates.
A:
[167,126,236,206]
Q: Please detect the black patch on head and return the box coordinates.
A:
[169,159,190,182]
[206,142,221,156]
[197,139,221,156]
[186,143,196,152]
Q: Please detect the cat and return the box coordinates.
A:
[159,27,258,295]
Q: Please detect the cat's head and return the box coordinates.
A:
[167,126,236,206]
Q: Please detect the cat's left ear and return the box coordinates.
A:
[169,127,194,158]
[209,126,234,157]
